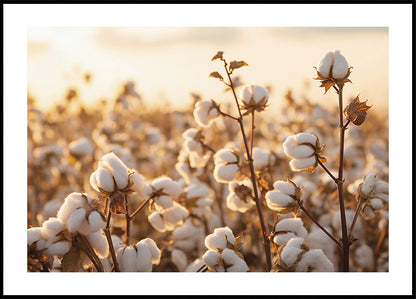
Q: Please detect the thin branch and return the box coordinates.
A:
[76,233,104,272]
[299,205,340,247]
[129,196,153,219]
[317,156,337,182]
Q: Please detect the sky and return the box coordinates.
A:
[27,26,389,115]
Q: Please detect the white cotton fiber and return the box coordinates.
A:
[296,249,334,272]
[130,172,146,193]
[361,174,376,196]
[135,242,153,272]
[332,50,349,79]
[266,191,294,207]
[370,197,385,210]
[87,232,109,258]
[46,240,71,257]
[317,51,333,78]
[69,137,93,157]
[252,147,270,170]
[214,164,239,183]
[285,144,315,160]
[290,156,317,171]
[96,167,115,193]
[154,195,174,210]
[148,212,166,232]
[280,238,305,267]
[214,149,238,164]
[42,217,65,239]
[88,211,106,232]
[202,250,220,268]
[27,227,43,246]
[274,180,296,196]
[354,244,374,269]
[222,249,249,272]
[100,153,129,190]
[151,177,182,198]
[67,208,87,233]
[374,180,388,195]
[140,238,161,264]
[205,234,227,251]
[296,133,317,145]
[118,247,137,272]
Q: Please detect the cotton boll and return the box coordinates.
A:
[205,234,227,251]
[117,247,138,272]
[213,164,239,183]
[273,218,308,245]
[154,195,174,210]
[46,241,72,257]
[100,153,129,190]
[67,208,87,233]
[148,212,166,232]
[41,199,63,221]
[27,227,43,246]
[289,156,317,171]
[332,50,349,79]
[42,217,66,240]
[296,249,334,272]
[265,190,295,211]
[362,205,376,219]
[86,232,109,258]
[214,149,239,164]
[89,171,100,192]
[151,177,182,199]
[95,167,115,193]
[286,144,315,159]
[135,242,153,272]
[69,137,94,157]
[280,238,305,268]
[241,85,269,107]
[361,174,376,196]
[354,244,374,270]
[202,250,221,268]
[88,211,106,232]
[111,235,125,253]
[296,132,317,145]
[317,51,333,78]
[130,172,146,194]
[374,180,388,196]
[172,249,188,271]
[252,147,271,170]
[57,193,85,223]
[370,197,385,210]
[222,249,249,272]
[140,238,161,264]
[273,180,296,196]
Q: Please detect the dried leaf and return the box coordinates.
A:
[324,81,335,94]
[211,51,224,61]
[209,71,224,81]
[229,60,248,72]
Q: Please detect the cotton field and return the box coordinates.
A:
[27,50,389,273]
